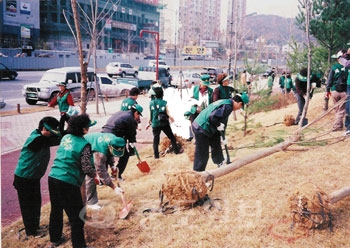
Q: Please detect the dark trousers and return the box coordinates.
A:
[152,124,178,158]
[116,148,130,178]
[59,113,70,133]
[193,130,224,172]
[48,177,86,248]
[345,85,350,130]
[295,93,306,124]
[13,175,41,236]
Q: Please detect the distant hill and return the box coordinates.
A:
[245,14,306,46]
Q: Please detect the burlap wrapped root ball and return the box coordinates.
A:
[160,134,185,154]
[161,171,209,208]
[288,182,332,230]
[284,114,295,126]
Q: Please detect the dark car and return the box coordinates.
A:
[0,63,18,80]
[200,67,224,84]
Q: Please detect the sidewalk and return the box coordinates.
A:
[0,87,191,155]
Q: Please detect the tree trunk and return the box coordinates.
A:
[329,187,350,204]
[200,133,301,180]
[71,0,88,114]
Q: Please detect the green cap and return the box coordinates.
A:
[43,122,61,136]
[236,92,249,109]
[200,74,211,81]
[57,82,67,87]
[89,120,97,127]
[108,137,126,157]
[132,104,143,116]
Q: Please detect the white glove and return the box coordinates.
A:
[217,123,225,131]
[221,137,227,146]
[114,186,124,195]
[129,143,135,148]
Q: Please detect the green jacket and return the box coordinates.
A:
[49,134,92,187]
[150,98,168,128]
[192,99,233,137]
[57,92,70,112]
[121,97,137,111]
[192,85,213,105]
[14,130,52,179]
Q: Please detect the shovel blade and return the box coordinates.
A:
[119,200,133,219]
[137,160,150,173]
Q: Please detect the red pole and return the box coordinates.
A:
[140,30,160,80]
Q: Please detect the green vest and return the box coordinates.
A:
[285,78,293,89]
[218,85,233,99]
[150,98,168,127]
[57,92,70,112]
[331,63,346,91]
[192,85,213,106]
[14,130,51,179]
[194,99,232,136]
[84,132,116,156]
[49,134,91,187]
[121,97,136,111]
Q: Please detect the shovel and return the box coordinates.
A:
[134,147,150,173]
[119,192,133,219]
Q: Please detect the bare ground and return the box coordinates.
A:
[2,92,350,248]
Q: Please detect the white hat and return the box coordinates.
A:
[331,50,343,59]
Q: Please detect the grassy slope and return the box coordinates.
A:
[2,92,350,248]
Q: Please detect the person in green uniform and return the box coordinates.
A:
[212,73,237,102]
[148,87,182,158]
[84,132,126,210]
[48,82,75,133]
[192,93,249,171]
[13,116,60,238]
[47,114,96,248]
[184,74,214,141]
[120,87,140,111]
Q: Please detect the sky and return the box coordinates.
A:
[220,0,300,30]
[246,0,300,18]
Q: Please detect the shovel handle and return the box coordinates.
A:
[133,147,142,162]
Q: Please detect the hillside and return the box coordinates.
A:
[246,15,305,46]
[2,91,350,247]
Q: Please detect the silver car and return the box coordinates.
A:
[106,62,138,78]
[171,71,201,88]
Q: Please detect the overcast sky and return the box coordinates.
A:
[246,0,300,17]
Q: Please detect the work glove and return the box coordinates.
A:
[325,91,331,99]
[114,186,124,195]
[128,144,135,156]
[217,123,225,132]
[220,136,227,146]
[94,176,103,186]
[111,166,118,178]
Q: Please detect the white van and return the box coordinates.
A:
[148,60,170,71]
[22,67,96,105]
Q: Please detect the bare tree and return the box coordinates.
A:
[64,0,121,113]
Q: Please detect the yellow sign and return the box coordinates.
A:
[183,46,206,55]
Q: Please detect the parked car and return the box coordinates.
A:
[148,60,170,71]
[22,67,96,105]
[96,74,134,97]
[105,62,138,78]
[138,66,172,88]
[200,67,224,83]
[113,78,153,91]
[0,98,6,108]
[0,62,18,80]
[171,71,201,88]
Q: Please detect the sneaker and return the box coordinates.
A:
[118,177,124,182]
[344,129,350,136]
[216,162,224,168]
[87,204,102,210]
[47,236,66,247]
